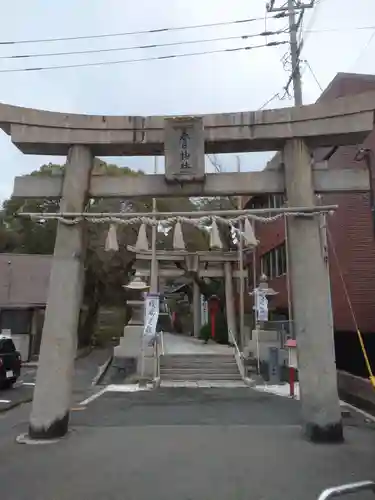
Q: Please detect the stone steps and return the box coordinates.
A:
[161,373,243,381]
[161,367,240,374]
[160,354,242,382]
[160,361,238,368]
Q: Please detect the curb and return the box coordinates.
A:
[22,346,94,369]
[92,355,113,386]
[0,396,33,414]
[244,377,256,387]
[75,346,93,360]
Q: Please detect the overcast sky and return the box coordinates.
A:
[0,0,374,202]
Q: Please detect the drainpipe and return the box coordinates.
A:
[354,148,375,238]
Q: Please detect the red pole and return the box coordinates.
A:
[210,311,216,339]
[289,366,295,398]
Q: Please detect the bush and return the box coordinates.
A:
[199,311,228,344]
[199,323,211,342]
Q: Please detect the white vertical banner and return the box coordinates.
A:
[201,295,208,325]
[143,293,160,341]
[255,289,268,322]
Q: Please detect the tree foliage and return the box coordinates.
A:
[0,160,216,345]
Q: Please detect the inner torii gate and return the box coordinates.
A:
[2,92,374,443]
[126,246,248,340]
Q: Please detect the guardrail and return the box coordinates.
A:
[318,481,375,500]
[337,370,375,413]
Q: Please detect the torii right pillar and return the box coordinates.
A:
[284,139,343,443]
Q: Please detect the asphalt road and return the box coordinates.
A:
[0,366,36,413]
[1,385,375,500]
[0,348,111,413]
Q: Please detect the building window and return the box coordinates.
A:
[271,194,285,208]
[248,194,286,210]
[277,244,286,276]
[0,309,32,335]
[261,251,271,278]
[260,243,287,279]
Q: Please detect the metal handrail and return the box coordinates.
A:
[160,329,165,356]
[153,330,164,384]
[228,328,245,379]
[318,481,375,500]
[153,336,159,381]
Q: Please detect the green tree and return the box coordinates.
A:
[0,160,212,346]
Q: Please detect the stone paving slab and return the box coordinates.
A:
[163,332,234,355]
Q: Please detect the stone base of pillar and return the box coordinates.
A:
[114,324,144,359]
[139,354,156,380]
[29,413,69,440]
[304,421,344,444]
[107,324,155,382]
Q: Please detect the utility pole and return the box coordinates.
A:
[266,0,316,336]
[287,0,303,105]
[150,156,158,293]
[266,0,315,106]
[267,1,343,442]
[236,156,245,350]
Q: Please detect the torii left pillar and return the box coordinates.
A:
[29,145,93,440]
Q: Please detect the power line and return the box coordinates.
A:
[299,0,325,51]
[0,40,288,73]
[257,90,290,110]
[207,155,223,173]
[267,0,317,106]
[0,15,287,46]
[0,29,287,61]
[306,25,375,33]
[350,28,375,71]
[11,22,374,64]
[302,59,323,92]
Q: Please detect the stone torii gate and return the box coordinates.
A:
[2,92,374,443]
[126,246,248,339]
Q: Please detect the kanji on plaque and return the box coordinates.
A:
[179,130,191,170]
[164,117,205,183]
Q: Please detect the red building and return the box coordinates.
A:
[245,73,375,374]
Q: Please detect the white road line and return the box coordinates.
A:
[79,383,155,405]
[0,399,11,404]
[106,384,152,392]
[340,401,375,423]
[22,382,35,386]
[79,387,108,406]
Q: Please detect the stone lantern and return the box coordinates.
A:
[125,275,149,326]
[245,274,279,374]
[258,273,278,298]
[112,273,150,379]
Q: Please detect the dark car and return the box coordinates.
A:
[0,337,21,389]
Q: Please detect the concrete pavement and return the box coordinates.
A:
[163,332,234,354]
[1,386,375,500]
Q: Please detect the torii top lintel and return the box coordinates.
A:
[0,90,374,156]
